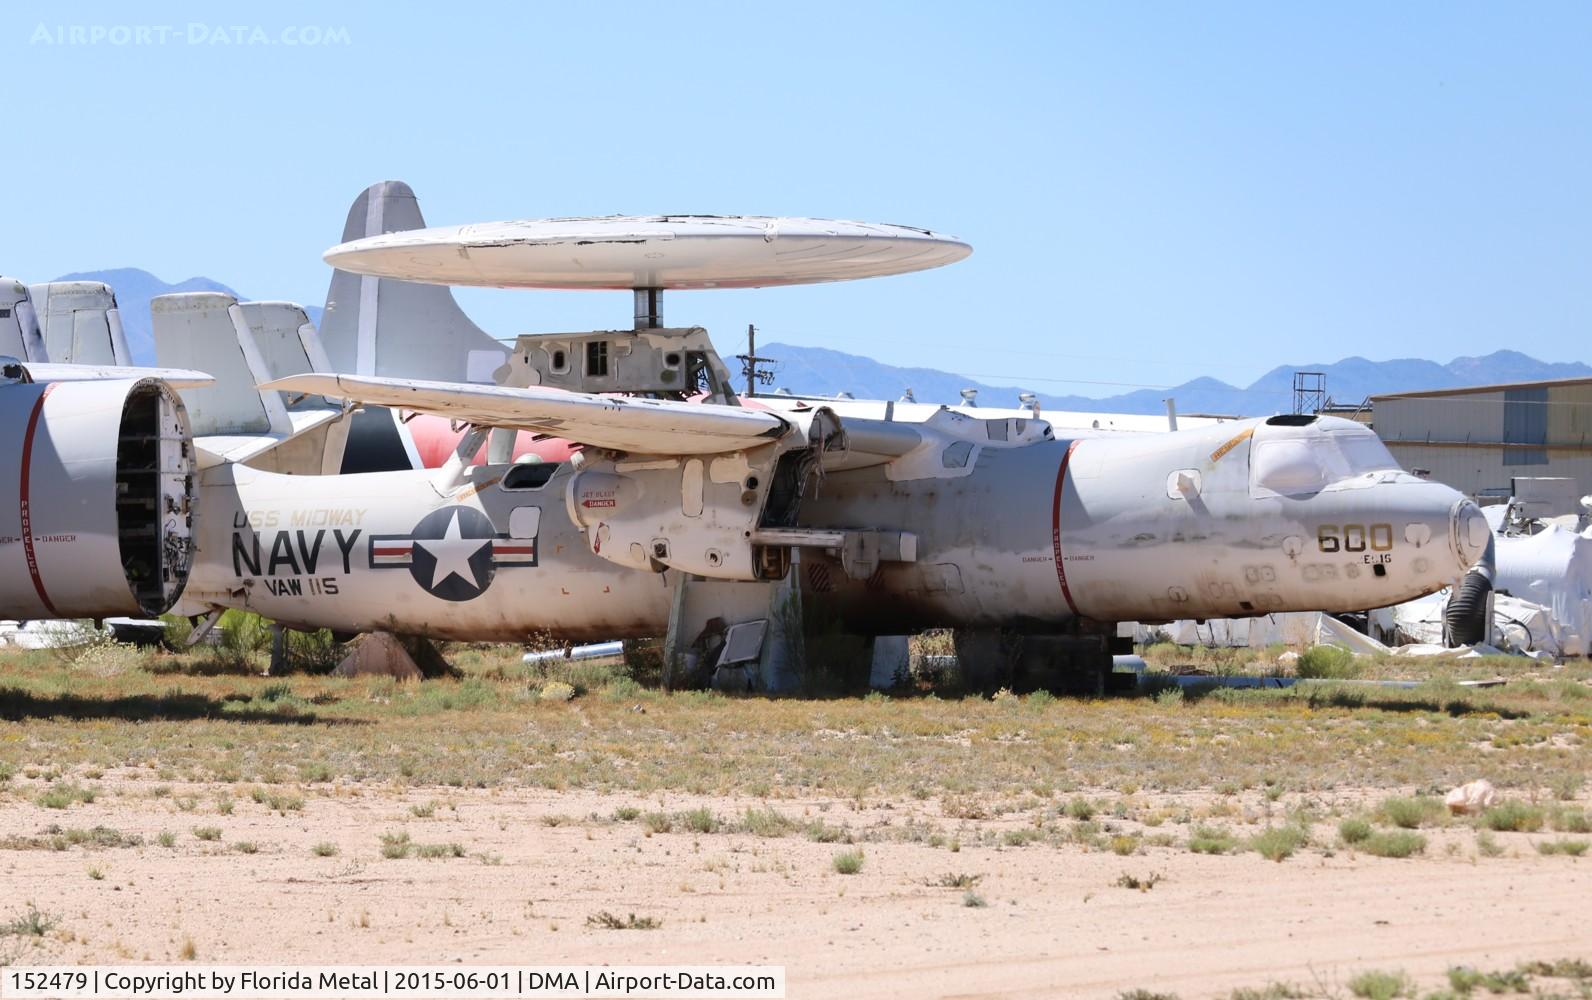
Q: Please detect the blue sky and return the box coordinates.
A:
[4,2,1589,395]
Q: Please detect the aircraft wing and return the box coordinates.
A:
[10,361,215,389]
[262,373,793,455]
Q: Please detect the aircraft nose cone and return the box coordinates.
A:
[1452,499,1490,568]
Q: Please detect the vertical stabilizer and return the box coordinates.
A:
[29,280,131,365]
[154,291,277,436]
[153,292,344,470]
[321,181,508,383]
[0,277,46,361]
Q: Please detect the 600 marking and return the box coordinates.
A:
[1317,523,1393,554]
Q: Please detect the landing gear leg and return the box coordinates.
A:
[663,561,806,693]
[268,623,286,676]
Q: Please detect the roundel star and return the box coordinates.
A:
[408,506,498,601]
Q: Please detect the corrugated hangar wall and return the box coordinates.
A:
[1371,380,1592,503]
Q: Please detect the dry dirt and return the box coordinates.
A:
[3,783,1589,999]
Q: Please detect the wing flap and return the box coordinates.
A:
[262,373,791,455]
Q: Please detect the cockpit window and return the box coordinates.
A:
[1334,432,1398,475]
[502,462,560,490]
[1251,429,1399,496]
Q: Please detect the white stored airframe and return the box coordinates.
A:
[0,186,1491,691]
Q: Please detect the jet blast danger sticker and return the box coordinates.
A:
[368,505,537,602]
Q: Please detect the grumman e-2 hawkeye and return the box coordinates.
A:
[0,203,1490,691]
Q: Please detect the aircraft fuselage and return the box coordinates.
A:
[180,416,1484,641]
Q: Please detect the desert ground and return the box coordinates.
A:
[2,636,1590,999]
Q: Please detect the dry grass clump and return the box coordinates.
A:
[586,911,660,930]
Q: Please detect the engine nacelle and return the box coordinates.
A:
[0,377,197,618]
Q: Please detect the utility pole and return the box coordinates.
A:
[736,324,777,397]
[747,323,756,397]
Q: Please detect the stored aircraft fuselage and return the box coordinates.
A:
[179,414,1487,641]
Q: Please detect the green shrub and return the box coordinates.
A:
[1229,986,1306,1000]
[1361,831,1426,858]
[539,681,576,703]
[1295,645,1359,679]
[379,831,412,859]
[35,782,96,809]
[1338,818,1373,845]
[1249,826,1308,862]
[832,849,864,875]
[642,812,672,834]
[1481,802,1545,832]
[1346,969,1411,999]
[738,807,794,837]
[1,904,57,938]
[414,842,465,859]
[1376,796,1442,830]
[1519,959,1592,979]
[681,807,718,834]
[1550,808,1590,834]
[1188,825,1237,854]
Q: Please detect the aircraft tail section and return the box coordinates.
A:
[321,180,508,384]
[0,277,46,362]
[29,281,131,365]
[152,292,345,471]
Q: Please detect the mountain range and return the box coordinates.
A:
[47,268,1592,416]
[764,343,1592,416]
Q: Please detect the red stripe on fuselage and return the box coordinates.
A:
[19,384,60,617]
[1050,439,1081,616]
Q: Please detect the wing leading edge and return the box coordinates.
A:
[261,373,792,455]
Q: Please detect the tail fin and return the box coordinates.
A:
[320,180,508,383]
[152,292,344,470]
[28,280,131,365]
[0,277,46,361]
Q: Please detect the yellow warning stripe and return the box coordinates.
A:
[1209,427,1254,464]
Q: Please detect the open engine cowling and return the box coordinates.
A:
[0,376,197,618]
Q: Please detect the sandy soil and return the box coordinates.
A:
[2,783,1589,999]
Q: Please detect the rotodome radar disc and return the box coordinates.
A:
[322,215,971,289]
